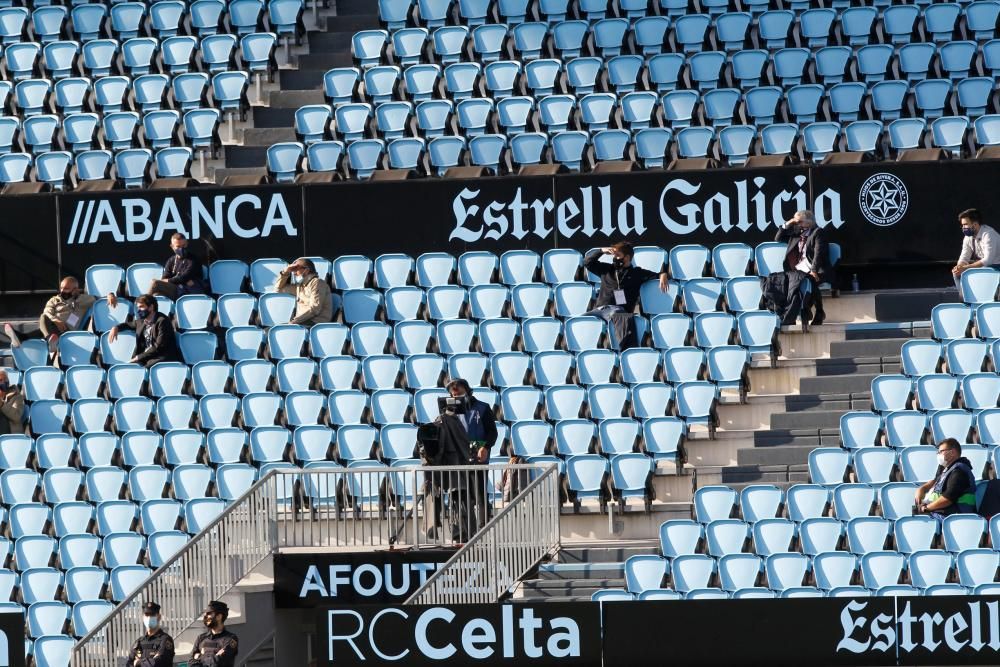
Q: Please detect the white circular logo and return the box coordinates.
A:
[858,172,909,227]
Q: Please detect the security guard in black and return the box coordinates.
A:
[191,600,239,667]
[129,601,174,667]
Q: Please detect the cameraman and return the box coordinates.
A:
[446,380,497,465]
[447,380,497,535]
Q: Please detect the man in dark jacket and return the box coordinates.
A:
[915,438,977,521]
[583,241,669,349]
[191,601,238,667]
[108,294,181,368]
[775,210,830,327]
[149,233,207,299]
[128,601,174,667]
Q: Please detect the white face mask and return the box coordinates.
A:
[937,453,948,467]
[143,616,158,631]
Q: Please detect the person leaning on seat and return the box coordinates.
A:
[914,438,977,521]
[148,233,208,299]
[107,294,181,369]
[583,241,669,350]
[273,257,333,326]
[952,208,1000,293]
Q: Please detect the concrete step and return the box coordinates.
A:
[335,0,377,14]
[224,145,270,169]
[279,68,327,91]
[815,356,897,377]
[737,444,816,467]
[769,406,868,430]
[252,106,298,128]
[213,166,267,184]
[267,89,327,108]
[718,464,811,486]
[537,562,625,580]
[308,30,354,53]
[241,127,298,147]
[799,372,878,394]
[830,337,915,359]
[873,289,958,322]
[297,51,355,70]
[325,14,379,32]
[520,578,625,598]
[555,543,660,565]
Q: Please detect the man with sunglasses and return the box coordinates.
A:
[914,438,977,520]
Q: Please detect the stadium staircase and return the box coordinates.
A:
[514,287,957,602]
[215,0,370,183]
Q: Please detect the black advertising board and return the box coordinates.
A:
[809,160,1000,269]
[0,610,25,667]
[0,193,59,294]
[273,550,455,608]
[55,184,307,279]
[551,166,814,250]
[601,596,1000,666]
[313,603,602,667]
[302,175,556,259]
[9,161,1000,294]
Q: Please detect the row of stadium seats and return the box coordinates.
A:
[4,72,250,118]
[378,0,1000,37]
[0,33,277,81]
[353,22,1000,70]
[842,408,1000,448]
[323,48,1000,111]
[0,0,305,45]
[13,310,778,369]
[82,243,795,296]
[608,546,1000,595]
[266,116,998,179]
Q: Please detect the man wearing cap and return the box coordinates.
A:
[128,601,174,667]
[273,258,333,326]
[191,600,238,667]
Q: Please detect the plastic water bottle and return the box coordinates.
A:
[851,274,860,293]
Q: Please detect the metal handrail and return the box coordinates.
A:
[72,463,555,665]
[72,469,278,667]
[404,463,560,605]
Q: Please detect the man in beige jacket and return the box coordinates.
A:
[273,258,333,326]
[0,369,24,435]
[40,277,104,351]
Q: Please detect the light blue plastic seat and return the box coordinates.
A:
[673,13,710,54]
[509,21,545,61]
[11,81,47,121]
[21,114,58,155]
[939,39,977,80]
[744,86,781,127]
[786,485,830,523]
[772,47,810,88]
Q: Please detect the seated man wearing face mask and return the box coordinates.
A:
[128,601,174,667]
[583,242,669,350]
[191,601,238,667]
[952,208,1000,296]
[0,370,24,436]
[149,233,207,299]
[914,438,977,521]
[107,294,181,368]
[39,276,104,352]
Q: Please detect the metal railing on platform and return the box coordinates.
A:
[405,463,561,606]
[72,463,553,666]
